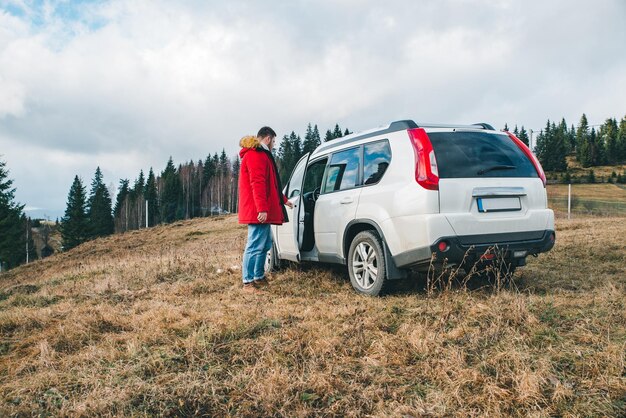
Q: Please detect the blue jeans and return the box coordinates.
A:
[242,224,273,284]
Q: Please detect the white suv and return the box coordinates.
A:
[269,120,555,295]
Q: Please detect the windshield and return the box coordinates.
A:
[427,131,538,179]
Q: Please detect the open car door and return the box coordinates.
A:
[274,153,310,262]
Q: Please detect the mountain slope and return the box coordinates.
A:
[1,215,625,416]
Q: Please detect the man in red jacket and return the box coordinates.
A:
[238,126,293,293]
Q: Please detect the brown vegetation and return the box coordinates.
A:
[1,214,625,416]
[547,184,626,217]
[565,155,625,179]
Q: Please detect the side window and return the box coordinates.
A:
[323,147,360,193]
[363,140,391,185]
[286,155,308,198]
[303,158,328,194]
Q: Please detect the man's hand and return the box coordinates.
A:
[285,200,294,209]
[257,212,268,223]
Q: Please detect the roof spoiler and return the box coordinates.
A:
[390,120,495,131]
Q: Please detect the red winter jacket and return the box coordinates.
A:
[238,136,288,225]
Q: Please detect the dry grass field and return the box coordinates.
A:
[547,183,626,217]
[1,214,625,417]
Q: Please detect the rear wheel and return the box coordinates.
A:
[264,243,281,275]
[348,231,388,296]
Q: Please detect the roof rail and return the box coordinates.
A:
[414,122,494,130]
[312,119,496,155]
[472,122,495,130]
[315,120,418,152]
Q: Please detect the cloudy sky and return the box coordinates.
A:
[1,0,625,219]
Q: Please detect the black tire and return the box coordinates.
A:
[347,230,388,296]
[264,243,281,275]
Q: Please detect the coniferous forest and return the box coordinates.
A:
[57,122,352,253]
[1,115,626,270]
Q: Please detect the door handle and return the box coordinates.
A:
[340,197,354,204]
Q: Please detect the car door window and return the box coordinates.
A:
[363,140,391,185]
[323,147,361,193]
[286,154,308,198]
[303,158,328,194]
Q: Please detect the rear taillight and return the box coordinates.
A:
[505,132,547,187]
[408,128,439,190]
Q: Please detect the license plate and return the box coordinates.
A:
[477,197,521,213]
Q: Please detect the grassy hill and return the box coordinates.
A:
[561,155,625,180]
[547,183,626,217]
[1,215,625,416]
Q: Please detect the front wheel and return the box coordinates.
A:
[348,231,388,296]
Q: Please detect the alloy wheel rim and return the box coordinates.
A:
[352,242,378,290]
[264,249,272,273]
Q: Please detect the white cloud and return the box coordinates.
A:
[0,0,625,214]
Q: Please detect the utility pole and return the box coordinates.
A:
[529,129,534,153]
[146,200,149,228]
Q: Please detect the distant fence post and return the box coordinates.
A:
[568,183,572,220]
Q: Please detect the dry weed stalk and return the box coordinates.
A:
[425,244,518,296]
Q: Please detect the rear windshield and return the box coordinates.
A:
[427,131,538,179]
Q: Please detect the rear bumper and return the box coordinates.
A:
[393,229,555,269]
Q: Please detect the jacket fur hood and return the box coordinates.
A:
[239,135,260,149]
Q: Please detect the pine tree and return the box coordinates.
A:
[277,134,294,183]
[114,179,130,232]
[291,131,302,161]
[534,120,551,168]
[577,125,605,167]
[576,114,590,165]
[333,124,343,139]
[312,125,321,147]
[276,131,304,184]
[231,157,240,214]
[303,123,320,154]
[179,162,193,219]
[617,116,626,163]
[559,118,571,154]
[144,168,159,227]
[518,126,530,146]
[160,157,183,223]
[210,153,219,214]
[0,158,26,269]
[602,118,619,164]
[536,120,567,172]
[552,122,568,171]
[587,169,596,183]
[192,160,203,218]
[218,150,231,213]
[203,155,216,216]
[87,167,114,239]
[131,170,146,227]
[569,124,577,153]
[344,128,352,136]
[503,123,509,132]
[324,129,333,142]
[61,175,88,251]
[563,170,572,183]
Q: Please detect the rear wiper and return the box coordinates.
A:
[477,165,516,175]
